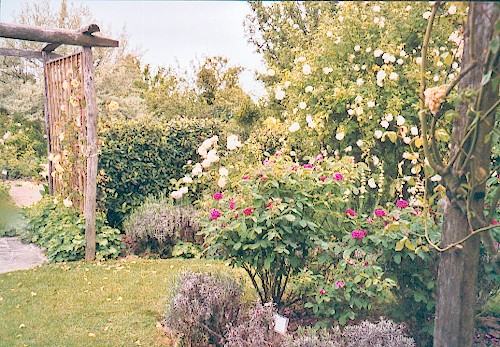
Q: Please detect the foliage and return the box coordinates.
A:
[224,303,284,347]
[246,1,465,188]
[342,318,415,347]
[97,116,223,226]
[285,327,342,347]
[0,113,46,178]
[123,195,201,258]
[163,271,243,347]
[26,196,123,262]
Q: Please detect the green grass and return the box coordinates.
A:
[0,258,250,347]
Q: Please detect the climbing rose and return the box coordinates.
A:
[333,173,344,181]
[424,85,447,115]
[210,209,221,220]
[345,209,356,217]
[243,208,252,216]
[396,199,409,208]
[229,202,236,210]
[335,280,345,289]
[351,229,367,239]
[303,164,313,169]
[374,209,386,217]
[320,176,327,182]
[319,289,326,295]
[213,192,223,200]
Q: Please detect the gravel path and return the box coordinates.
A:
[0,180,46,274]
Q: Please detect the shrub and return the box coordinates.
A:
[26,196,123,262]
[163,271,243,347]
[283,319,414,347]
[0,113,45,178]
[123,195,200,258]
[98,116,223,226]
[224,303,284,347]
[342,318,415,347]
[284,327,342,347]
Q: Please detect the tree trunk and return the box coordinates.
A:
[433,3,499,347]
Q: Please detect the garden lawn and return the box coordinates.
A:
[0,257,248,347]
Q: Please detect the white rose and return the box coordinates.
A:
[267,69,275,76]
[219,167,229,176]
[380,120,389,128]
[289,122,300,133]
[217,176,227,188]
[448,5,457,15]
[372,156,380,165]
[63,197,73,207]
[431,174,442,182]
[182,176,193,184]
[299,102,307,109]
[368,178,377,189]
[305,86,314,93]
[410,127,419,136]
[336,131,345,141]
[302,64,312,75]
[396,115,406,126]
[389,72,399,80]
[192,165,203,176]
[385,113,394,122]
[374,130,383,139]
[356,78,364,86]
[367,101,376,108]
[275,88,285,100]
[171,190,183,199]
[374,49,384,57]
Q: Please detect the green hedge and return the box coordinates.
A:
[97,117,223,226]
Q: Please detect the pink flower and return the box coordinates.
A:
[243,208,252,216]
[242,175,249,180]
[263,158,274,167]
[229,202,236,210]
[320,176,327,182]
[210,209,221,220]
[234,213,239,219]
[351,229,367,240]
[333,173,344,181]
[291,166,298,171]
[347,259,355,265]
[335,280,345,289]
[319,289,326,295]
[367,217,374,224]
[315,154,323,161]
[303,163,313,169]
[491,219,499,225]
[213,192,223,200]
[345,209,356,217]
[396,199,409,208]
[364,261,369,266]
[260,176,267,181]
[267,201,273,209]
[275,151,283,156]
[374,209,386,217]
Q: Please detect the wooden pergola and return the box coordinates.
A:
[0,23,119,261]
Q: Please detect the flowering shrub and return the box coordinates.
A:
[122,195,200,258]
[200,153,372,305]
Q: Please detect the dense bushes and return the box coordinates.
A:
[26,196,123,262]
[97,116,223,226]
[0,113,46,178]
[123,195,201,258]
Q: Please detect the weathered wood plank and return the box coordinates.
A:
[0,47,59,60]
[82,47,97,261]
[42,52,54,194]
[0,22,118,48]
[42,24,101,53]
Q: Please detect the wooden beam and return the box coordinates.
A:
[0,22,119,48]
[0,47,60,60]
[41,52,54,195]
[43,24,101,53]
[82,46,97,261]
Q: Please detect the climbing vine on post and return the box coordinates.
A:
[418,2,499,346]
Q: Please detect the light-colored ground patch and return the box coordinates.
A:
[0,180,46,273]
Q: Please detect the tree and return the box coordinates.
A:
[418,2,499,346]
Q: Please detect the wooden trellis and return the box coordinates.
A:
[0,23,118,261]
[45,52,87,210]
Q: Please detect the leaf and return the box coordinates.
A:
[284,214,296,222]
[435,128,450,142]
[393,254,402,264]
[395,239,405,252]
[491,36,500,54]
[481,71,492,86]
[405,239,416,251]
[384,131,398,143]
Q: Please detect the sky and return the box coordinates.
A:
[0,0,267,98]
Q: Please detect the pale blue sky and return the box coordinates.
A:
[0,0,266,98]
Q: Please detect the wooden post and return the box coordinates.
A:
[82,46,97,261]
[41,52,54,195]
